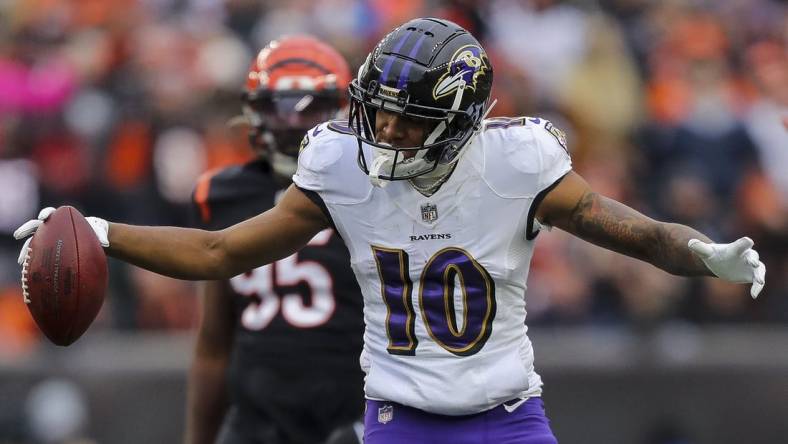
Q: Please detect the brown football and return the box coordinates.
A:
[21,206,108,346]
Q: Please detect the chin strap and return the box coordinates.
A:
[368,149,392,188]
[361,100,389,188]
[368,147,434,188]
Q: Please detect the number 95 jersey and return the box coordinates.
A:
[294,117,571,416]
[192,159,365,373]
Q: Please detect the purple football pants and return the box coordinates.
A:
[364,397,558,444]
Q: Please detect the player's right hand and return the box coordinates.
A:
[13,207,110,265]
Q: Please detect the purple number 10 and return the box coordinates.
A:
[372,246,496,357]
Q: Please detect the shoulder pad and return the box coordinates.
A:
[477,116,572,198]
[191,165,245,227]
[524,117,568,152]
[192,168,219,226]
[191,162,274,226]
[293,122,371,204]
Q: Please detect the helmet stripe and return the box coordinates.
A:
[266,57,332,74]
[380,32,412,83]
[396,23,437,90]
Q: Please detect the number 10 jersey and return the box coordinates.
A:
[294,117,572,415]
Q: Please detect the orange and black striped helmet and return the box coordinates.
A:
[243,36,351,175]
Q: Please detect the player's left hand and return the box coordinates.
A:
[688,237,766,299]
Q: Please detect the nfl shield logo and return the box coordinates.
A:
[421,203,438,223]
[378,404,394,424]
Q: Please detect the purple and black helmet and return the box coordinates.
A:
[349,18,494,181]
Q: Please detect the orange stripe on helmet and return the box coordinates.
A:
[246,35,351,103]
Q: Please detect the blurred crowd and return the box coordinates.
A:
[0,0,785,356]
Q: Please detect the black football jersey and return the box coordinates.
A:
[191,159,365,374]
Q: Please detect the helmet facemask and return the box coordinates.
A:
[349,78,484,186]
[244,90,341,177]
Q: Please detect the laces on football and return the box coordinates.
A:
[21,248,31,304]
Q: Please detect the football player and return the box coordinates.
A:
[183,36,365,444]
[16,19,766,444]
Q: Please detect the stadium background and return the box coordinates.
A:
[0,0,786,443]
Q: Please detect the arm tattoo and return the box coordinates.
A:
[565,192,713,277]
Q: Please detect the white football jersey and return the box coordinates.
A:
[293,116,571,415]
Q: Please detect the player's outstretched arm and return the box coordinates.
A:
[16,185,329,281]
[184,281,234,444]
[108,185,328,279]
[536,172,766,297]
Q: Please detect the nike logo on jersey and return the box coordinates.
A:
[410,233,452,242]
[503,398,529,413]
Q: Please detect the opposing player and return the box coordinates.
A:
[16,19,766,444]
[183,36,364,444]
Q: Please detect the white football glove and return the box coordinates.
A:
[13,207,109,265]
[688,237,766,299]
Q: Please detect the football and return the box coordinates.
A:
[20,206,108,346]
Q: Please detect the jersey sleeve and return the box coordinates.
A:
[292,135,336,229]
[520,118,572,239]
[292,125,330,195]
[480,117,572,199]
